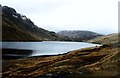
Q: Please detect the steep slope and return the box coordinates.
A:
[2,6,59,41]
[57,30,103,41]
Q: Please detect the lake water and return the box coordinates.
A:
[1,41,100,58]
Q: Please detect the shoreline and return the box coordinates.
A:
[2,42,119,77]
[2,41,102,60]
[2,44,102,60]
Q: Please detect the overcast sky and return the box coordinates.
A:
[1,0,119,34]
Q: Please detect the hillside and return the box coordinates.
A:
[87,33,119,45]
[2,6,59,41]
[2,6,104,42]
[2,33,119,78]
[57,30,103,42]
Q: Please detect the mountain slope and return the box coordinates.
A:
[87,33,119,45]
[57,30,103,41]
[2,6,59,41]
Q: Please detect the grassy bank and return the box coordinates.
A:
[2,42,119,78]
[2,33,120,78]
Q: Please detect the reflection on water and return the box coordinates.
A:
[2,49,33,59]
[1,41,100,59]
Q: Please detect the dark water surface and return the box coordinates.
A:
[1,41,100,59]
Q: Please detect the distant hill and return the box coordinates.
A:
[57,30,103,41]
[2,6,60,41]
[87,33,119,45]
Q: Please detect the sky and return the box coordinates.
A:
[1,0,120,34]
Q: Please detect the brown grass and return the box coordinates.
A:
[2,42,119,78]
